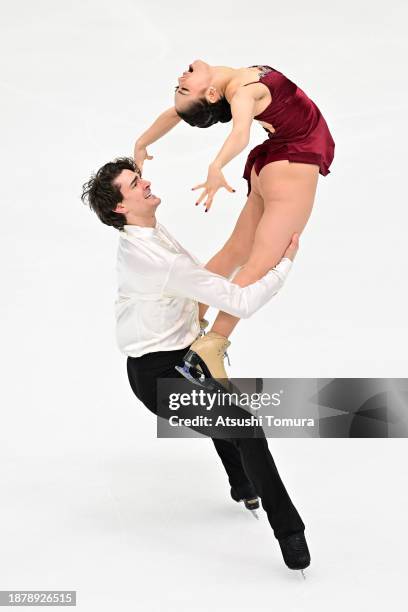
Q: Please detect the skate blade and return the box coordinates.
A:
[300,569,306,580]
[175,365,224,394]
[250,509,259,520]
[174,364,205,387]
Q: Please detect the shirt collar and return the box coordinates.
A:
[123,219,160,237]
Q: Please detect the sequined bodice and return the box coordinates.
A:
[244,64,319,141]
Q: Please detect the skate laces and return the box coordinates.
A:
[218,345,231,366]
[199,318,209,337]
[203,329,231,366]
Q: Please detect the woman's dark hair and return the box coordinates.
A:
[176,96,232,128]
[81,157,137,231]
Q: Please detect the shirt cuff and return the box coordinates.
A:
[270,257,293,281]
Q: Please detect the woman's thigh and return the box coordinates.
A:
[220,166,264,262]
[244,160,319,276]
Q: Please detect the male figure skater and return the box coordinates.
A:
[81,157,310,574]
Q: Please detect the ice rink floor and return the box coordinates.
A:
[1,431,407,610]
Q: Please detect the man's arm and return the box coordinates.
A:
[162,253,293,319]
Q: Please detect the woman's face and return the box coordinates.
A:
[174,59,212,112]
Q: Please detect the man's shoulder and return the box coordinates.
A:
[157,223,203,266]
[117,230,178,273]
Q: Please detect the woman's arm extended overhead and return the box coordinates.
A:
[134,106,181,173]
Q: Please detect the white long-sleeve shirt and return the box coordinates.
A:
[115,220,293,357]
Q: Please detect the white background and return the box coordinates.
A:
[1,0,407,610]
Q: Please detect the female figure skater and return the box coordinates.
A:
[134,60,335,381]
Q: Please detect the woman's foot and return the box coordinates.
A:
[183,331,231,381]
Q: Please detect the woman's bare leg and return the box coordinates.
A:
[198,169,264,320]
[210,160,320,338]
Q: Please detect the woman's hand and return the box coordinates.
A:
[134,142,154,176]
[133,107,181,175]
[282,233,300,262]
[192,164,235,212]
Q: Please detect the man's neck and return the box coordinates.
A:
[125,214,157,228]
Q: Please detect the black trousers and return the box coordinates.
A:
[126,345,305,539]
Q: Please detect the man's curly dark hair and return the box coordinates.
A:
[81,157,138,231]
[176,95,232,128]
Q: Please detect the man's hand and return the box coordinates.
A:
[282,233,300,262]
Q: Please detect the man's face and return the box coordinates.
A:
[113,169,161,219]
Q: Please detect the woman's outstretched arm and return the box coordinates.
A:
[211,90,256,169]
[134,106,181,173]
[193,89,257,211]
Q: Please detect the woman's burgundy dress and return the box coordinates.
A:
[242,65,335,196]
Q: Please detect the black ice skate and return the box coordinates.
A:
[278,531,311,579]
